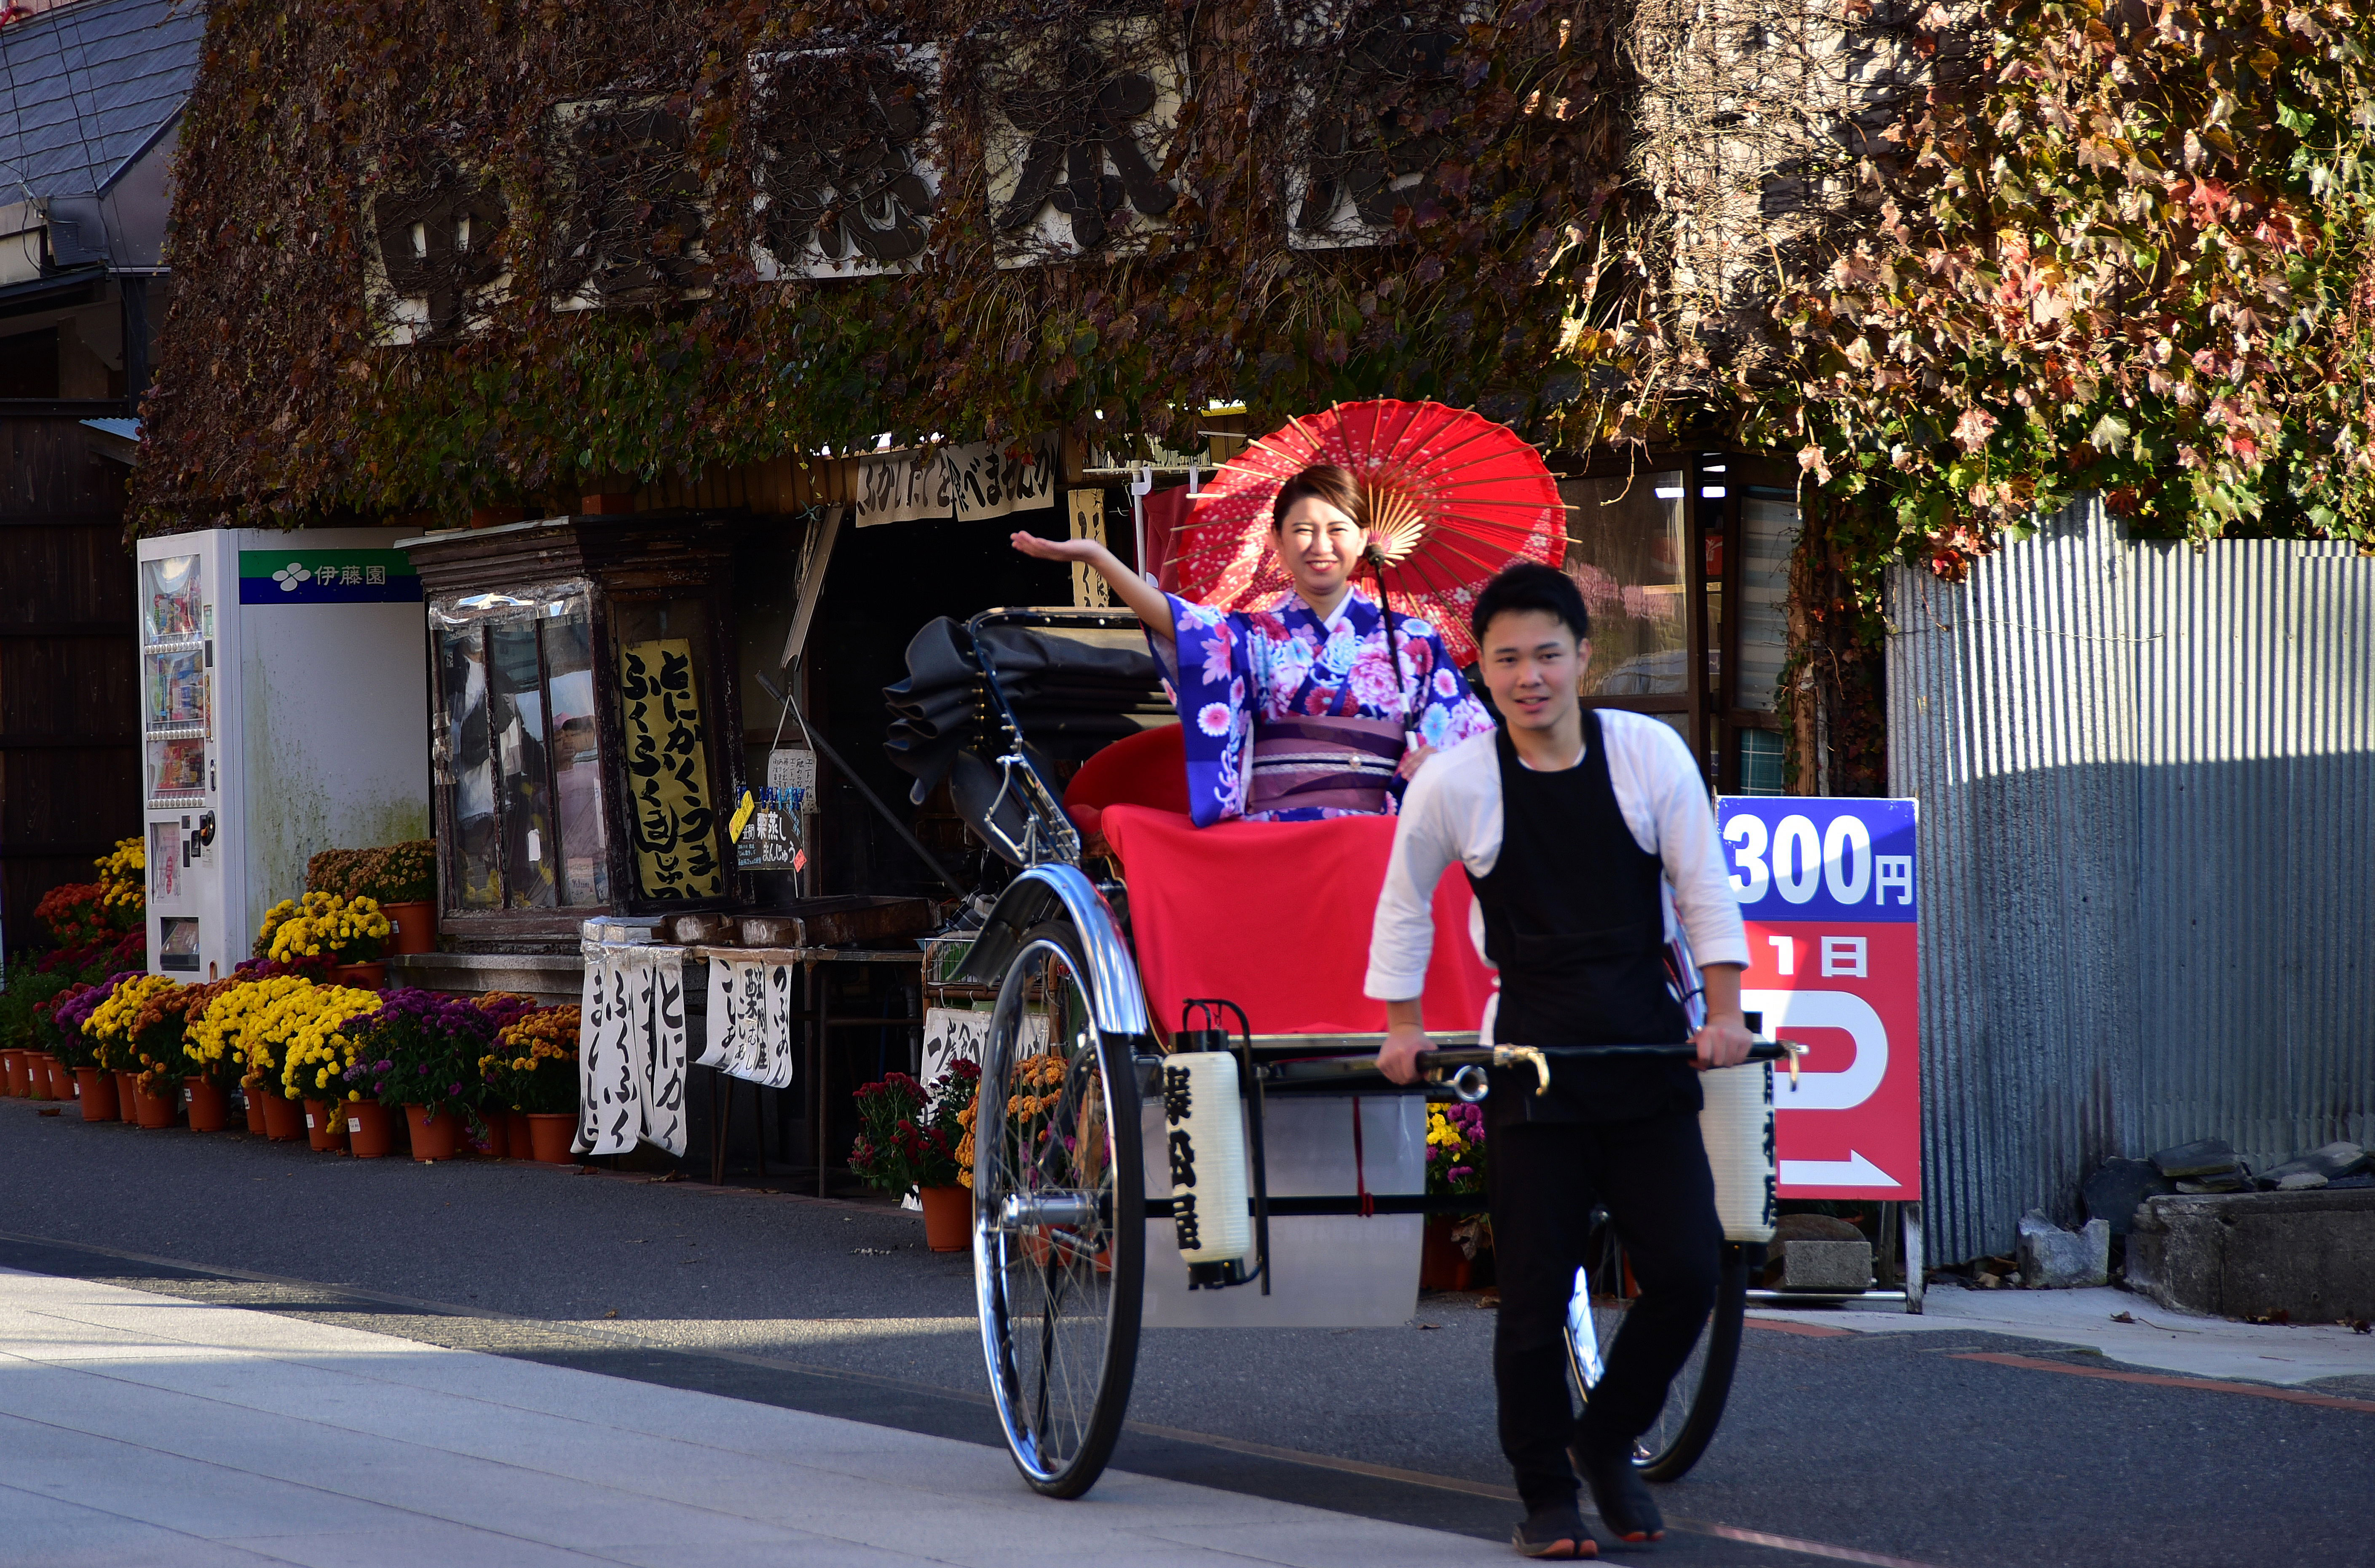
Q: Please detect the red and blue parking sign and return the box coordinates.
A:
[1715,798,1921,1200]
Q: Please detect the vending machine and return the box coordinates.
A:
[135,529,431,981]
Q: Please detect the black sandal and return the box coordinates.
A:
[1513,1502,1598,1559]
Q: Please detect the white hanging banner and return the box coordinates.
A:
[576,942,691,1156]
[577,943,643,1156]
[641,947,689,1156]
[852,436,1057,527]
[696,956,801,1089]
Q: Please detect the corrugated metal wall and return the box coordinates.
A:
[1887,499,2374,1262]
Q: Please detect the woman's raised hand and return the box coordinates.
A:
[1008,530,1172,628]
[1009,531,1100,562]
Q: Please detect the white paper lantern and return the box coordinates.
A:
[1700,1060,1776,1244]
[1157,1051,1252,1268]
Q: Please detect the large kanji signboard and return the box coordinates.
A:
[1715,798,1921,1200]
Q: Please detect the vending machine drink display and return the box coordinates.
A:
[134,529,433,982]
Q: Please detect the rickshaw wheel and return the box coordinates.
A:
[973,918,1146,1498]
[1566,1214,1749,1484]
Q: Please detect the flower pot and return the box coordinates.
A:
[254,1087,304,1141]
[525,1112,577,1164]
[333,961,388,990]
[112,1070,139,1118]
[1419,1215,1476,1292]
[508,1110,533,1156]
[243,1089,268,1134]
[26,1053,53,1101]
[130,1078,179,1130]
[48,1055,76,1100]
[186,1078,230,1132]
[381,900,436,956]
[3,1050,26,1097]
[74,1067,118,1122]
[918,1185,972,1253]
[303,1098,348,1152]
[345,1099,395,1159]
[404,1102,463,1161]
[474,1111,510,1159]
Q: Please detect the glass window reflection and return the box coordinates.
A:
[436,623,499,910]
[1559,474,1688,696]
[543,598,610,905]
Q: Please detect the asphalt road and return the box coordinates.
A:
[0,1104,2367,1567]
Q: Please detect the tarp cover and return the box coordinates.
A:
[883,616,1167,805]
[1102,803,1496,1037]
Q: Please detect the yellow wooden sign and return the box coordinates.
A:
[619,638,724,899]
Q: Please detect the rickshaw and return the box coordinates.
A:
[892,607,1798,1501]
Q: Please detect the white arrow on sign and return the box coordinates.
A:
[1778,1151,1901,1188]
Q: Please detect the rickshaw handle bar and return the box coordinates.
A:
[1256,1040,1804,1097]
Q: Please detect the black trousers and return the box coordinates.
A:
[1489,1111,1723,1510]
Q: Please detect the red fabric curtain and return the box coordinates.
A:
[1102,803,1496,1037]
[1138,484,1205,594]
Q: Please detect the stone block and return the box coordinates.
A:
[1773,1213,1864,1244]
[2127,1189,2375,1321]
[2016,1210,2110,1288]
[1780,1239,1872,1292]
[2152,1137,2240,1180]
[2260,1141,2368,1189]
[2083,1158,2174,1235]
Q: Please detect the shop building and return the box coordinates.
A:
[0,0,201,947]
[123,3,1849,1191]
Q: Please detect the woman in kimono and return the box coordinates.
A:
[1012,463,1495,825]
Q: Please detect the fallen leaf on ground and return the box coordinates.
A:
[2110,1311,2136,1323]
[1416,1322,1441,1330]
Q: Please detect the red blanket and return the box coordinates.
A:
[1102,803,1497,1037]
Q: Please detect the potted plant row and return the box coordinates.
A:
[850,1060,980,1252]
[254,892,395,990]
[0,838,149,1105]
[26,960,584,1166]
[1421,1100,1492,1291]
[304,840,438,957]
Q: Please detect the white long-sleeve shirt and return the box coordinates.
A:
[1363,711,1750,1005]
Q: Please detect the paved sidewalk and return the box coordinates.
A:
[0,1268,1506,1568]
[1752,1281,2375,1386]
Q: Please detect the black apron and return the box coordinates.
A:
[1468,709,1698,1128]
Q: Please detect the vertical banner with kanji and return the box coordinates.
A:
[620,639,723,899]
[1715,798,1921,1200]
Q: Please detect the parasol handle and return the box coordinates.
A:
[1363,543,1418,754]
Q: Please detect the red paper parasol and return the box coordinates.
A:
[1170,399,1566,666]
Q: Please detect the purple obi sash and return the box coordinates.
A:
[1248,715,1405,815]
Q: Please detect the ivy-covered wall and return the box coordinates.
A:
[135,0,1629,530]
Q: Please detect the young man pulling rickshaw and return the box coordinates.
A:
[1371,562,1751,1558]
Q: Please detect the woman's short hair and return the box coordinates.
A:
[1271,463,1362,529]
[1472,561,1590,645]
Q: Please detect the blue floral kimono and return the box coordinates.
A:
[1151,586,1497,826]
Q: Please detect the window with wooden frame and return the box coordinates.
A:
[431,583,611,913]
[408,516,747,942]
[1553,452,1801,794]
